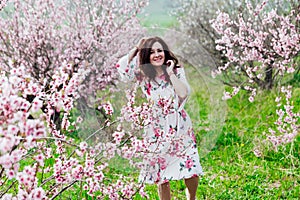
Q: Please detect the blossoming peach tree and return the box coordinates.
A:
[0,0,8,11]
[210,1,299,151]
[0,0,183,199]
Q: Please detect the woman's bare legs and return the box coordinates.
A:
[158,182,171,200]
[184,176,199,200]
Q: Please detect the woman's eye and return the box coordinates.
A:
[157,49,163,52]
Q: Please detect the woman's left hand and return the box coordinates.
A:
[166,60,175,75]
[166,59,188,99]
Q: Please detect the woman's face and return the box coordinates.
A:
[150,42,165,67]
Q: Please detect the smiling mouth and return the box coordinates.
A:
[153,56,163,62]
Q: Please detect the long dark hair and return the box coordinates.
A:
[139,37,179,83]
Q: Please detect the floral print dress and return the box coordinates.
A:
[117,54,203,184]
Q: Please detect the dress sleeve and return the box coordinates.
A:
[176,67,191,95]
[176,67,191,110]
[116,54,138,82]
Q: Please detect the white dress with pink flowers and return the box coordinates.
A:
[117,55,203,184]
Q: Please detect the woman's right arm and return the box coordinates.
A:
[116,47,139,82]
[116,38,147,82]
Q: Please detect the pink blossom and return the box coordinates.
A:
[1,194,14,200]
[79,142,88,151]
[253,149,262,157]
[102,102,114,115]
[248,96,254,102]
[112,131,125,144]
[222,91,232,100]
[266,86,299,149]
[29,188,46,200]
[6,169,15,180]
[76,116,83,123]
[30,98,43,112]
[34,153,45,167]
[275,97,281,103]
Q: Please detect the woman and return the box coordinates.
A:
[117,36,203,200]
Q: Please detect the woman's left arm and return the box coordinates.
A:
[166,60,191,100]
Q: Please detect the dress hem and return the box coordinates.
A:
[139,171,204,185]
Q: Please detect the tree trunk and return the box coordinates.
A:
[263,64,273,90]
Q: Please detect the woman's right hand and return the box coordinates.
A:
[129,37,148,63]
[136,37,148,50]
